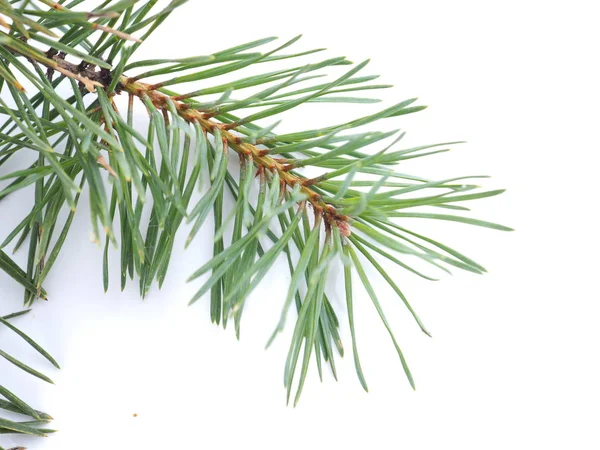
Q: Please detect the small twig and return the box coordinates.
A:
[121,77,350,232]
[3,41,353,233]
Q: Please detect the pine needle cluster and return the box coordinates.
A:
[0,0,509,445]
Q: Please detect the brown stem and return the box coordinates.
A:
[5,48,352,234]
[120,77,351,234]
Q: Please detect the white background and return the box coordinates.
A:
[1,0,599,449]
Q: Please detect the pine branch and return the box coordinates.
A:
[0,310,56,443]
[0,0,511,444]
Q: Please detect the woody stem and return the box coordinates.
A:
[119,76,351,233]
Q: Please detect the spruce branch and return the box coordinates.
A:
[0,0,511,444]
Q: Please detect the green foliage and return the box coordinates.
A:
[0,0,509,444]
[0,310,56,441]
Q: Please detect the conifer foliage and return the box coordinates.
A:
[0,0,509,444]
